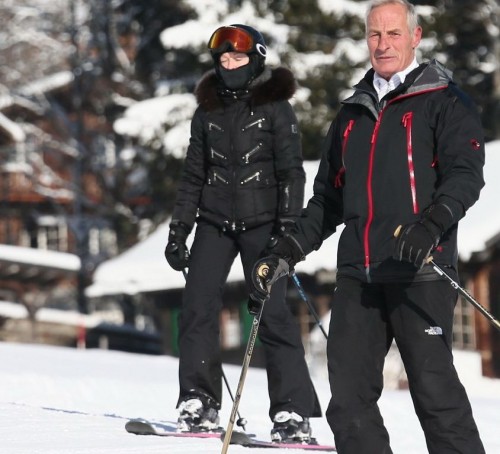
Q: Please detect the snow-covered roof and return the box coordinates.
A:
[458,140,500,260]
[86,141,500,297]
[0,244,80,271]
[0,300,101,328]
[85,160,339,298]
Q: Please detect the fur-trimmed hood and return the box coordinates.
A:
[194,67,297,112]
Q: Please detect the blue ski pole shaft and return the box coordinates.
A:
[291,272,328,340]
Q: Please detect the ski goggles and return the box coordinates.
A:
[208,26,254,53]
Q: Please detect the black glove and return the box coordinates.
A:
[393,204,453,269]
[272,218,296,237]
[248,234,305,315]
[164,221,190,271]
[248,256,291,315]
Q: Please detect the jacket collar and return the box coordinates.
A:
[194,66,297,112]
[343,59,454,117]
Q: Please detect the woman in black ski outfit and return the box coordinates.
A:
[165,24,320,442]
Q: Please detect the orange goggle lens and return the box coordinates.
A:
[208,26,254,53]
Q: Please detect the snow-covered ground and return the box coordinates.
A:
[0,341,498,454]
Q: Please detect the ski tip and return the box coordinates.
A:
[125,419,156,435]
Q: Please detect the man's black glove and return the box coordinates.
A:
[272,218,296,237]
[248,234,305,315]
[248,256,291,315]
[393,204,453,269]
[164,221,190,271]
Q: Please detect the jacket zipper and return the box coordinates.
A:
[208,122,223,132]
[335,120,355,188]
[211,148,226,160]
[361,87,448,279]
[230,113,238,224]
[242,143,262,164]
[363,113,383,279]
[242,118,266,131]
[402,112,419,214]
[208,170,229,185]
[240,170,262,185]
[282,183,290,213]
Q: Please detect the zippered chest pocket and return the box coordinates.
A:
[241,117,267,132]
[240,170,264,186]
[207,170,229,185]
[210,147,227,162]
[241,143,263,164]
[208,121,224,133]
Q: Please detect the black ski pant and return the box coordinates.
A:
[177,220,321,420]
[326,276,485,454]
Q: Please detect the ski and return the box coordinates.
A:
[125,418,223,438]
[224,430,337,451]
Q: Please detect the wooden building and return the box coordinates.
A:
[461,234,500,378]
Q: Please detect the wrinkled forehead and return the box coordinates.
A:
[366,3,411,33]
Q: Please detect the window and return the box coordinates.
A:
[453,295,476,350]
[88,227,117,257]
[36,216,68,251]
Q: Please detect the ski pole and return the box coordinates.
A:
[428,260,500,332]
[221,306,263,453]
[394,225,500,332]
[221,263,269,454]
[181,266,248,431]
[290,271,328,340]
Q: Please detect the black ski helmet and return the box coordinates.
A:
[209,24,267,88]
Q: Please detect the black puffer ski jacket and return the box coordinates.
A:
[292,60,485,282]
[171,67,305,233]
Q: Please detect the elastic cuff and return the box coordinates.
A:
[284,234,306,263]
[424,203,454,232]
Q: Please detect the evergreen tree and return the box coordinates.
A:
[425,0,500,140]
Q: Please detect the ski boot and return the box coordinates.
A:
[177,398,221,433]
[270,411,312,444]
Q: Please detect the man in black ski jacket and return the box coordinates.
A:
[165,24,321,442]
[250,1,486,453]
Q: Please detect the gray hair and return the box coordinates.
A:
[365,0,420,34]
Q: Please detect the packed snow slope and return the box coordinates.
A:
[0,342,499,453]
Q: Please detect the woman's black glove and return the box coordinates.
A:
[393,204,454,269]
[165,221,190,271]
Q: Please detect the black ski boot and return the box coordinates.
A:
[270,411,312,443]
[177,398,220,432]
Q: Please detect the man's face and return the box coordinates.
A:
[366,3,422,80]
